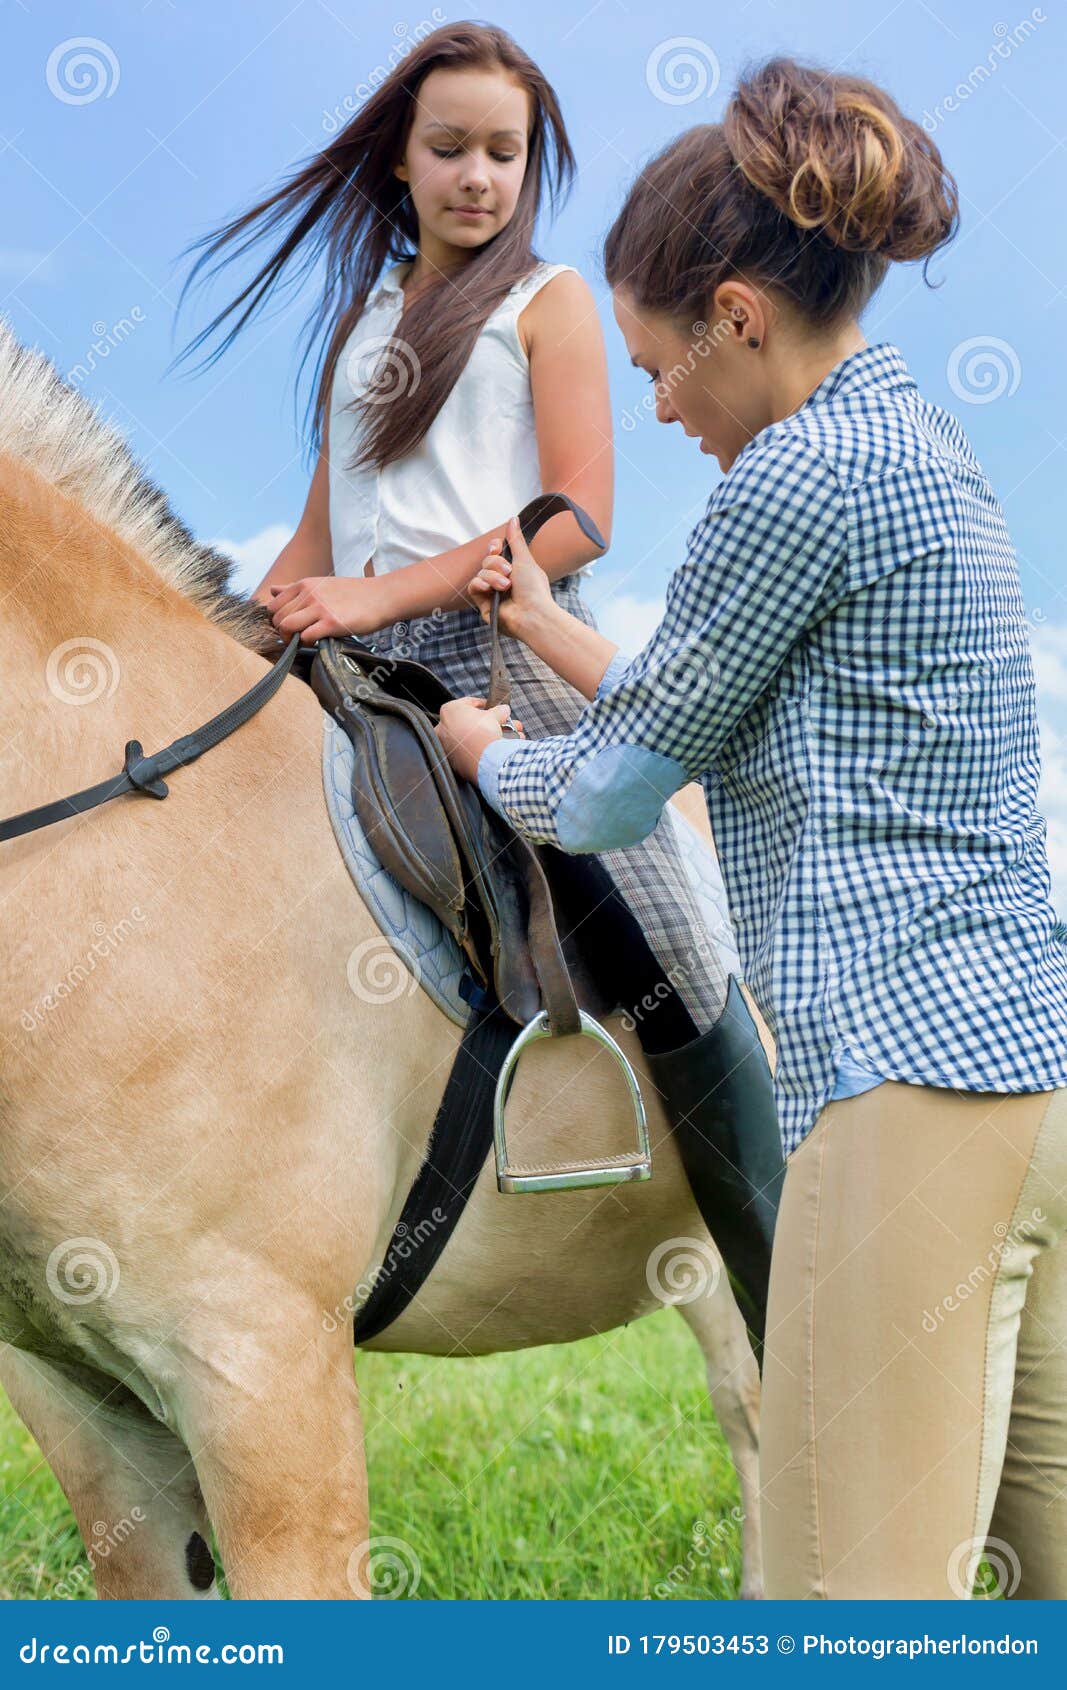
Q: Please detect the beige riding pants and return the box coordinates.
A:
[759,1081,1067,1599]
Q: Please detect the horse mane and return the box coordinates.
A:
[0,318,278,654]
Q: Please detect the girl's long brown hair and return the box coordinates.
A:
[170,22,575,472]
[604,56,959,329]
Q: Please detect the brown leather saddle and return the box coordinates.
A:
[302,493,652,1194]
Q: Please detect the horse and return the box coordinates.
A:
[0,322,765,1600]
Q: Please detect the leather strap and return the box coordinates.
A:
[0,633,303,842]
[516,841,582,1037]
[485,493,606,712]
[352,997,516,1346]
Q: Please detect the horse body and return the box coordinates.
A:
[0,330,761,1599]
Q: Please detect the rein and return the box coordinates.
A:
[1,493,604,847]
[0,632,303,843]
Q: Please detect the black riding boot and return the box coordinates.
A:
[535,847,785,1364]
[645,976,785,1368]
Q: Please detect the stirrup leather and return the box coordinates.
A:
[493,1011,651,1193]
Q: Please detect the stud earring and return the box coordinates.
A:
[747,336,760,348]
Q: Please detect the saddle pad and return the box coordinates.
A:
[320,715,742,1026]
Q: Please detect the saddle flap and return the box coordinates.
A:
[309,641,477,963]
[350,708,468,914]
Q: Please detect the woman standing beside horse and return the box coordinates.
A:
[436,56,1067,1599]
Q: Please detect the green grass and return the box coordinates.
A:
[1,1311,744,1600]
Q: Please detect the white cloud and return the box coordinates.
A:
[1037,715,1067,919]
[210,524,292,597]
[1031,622,1067,701]
[1030,625,1067,918]
[585,582,665,655]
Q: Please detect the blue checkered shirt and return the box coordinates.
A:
[478,341,1067,1153]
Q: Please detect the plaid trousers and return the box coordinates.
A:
[365,573,730,1030]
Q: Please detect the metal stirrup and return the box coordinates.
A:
[493,1011,651,1193]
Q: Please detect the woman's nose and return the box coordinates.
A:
[457,156,491,192]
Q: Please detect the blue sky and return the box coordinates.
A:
[4,0,1066,910]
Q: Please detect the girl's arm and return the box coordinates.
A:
[250,418,333,607]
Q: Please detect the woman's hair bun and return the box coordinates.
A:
[723,56,958,262]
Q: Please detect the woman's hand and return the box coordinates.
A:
[435,696,525,784]
[268,574,399,643]
[466,515,555,639]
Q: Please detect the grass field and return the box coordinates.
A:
[0,1310,745,1600]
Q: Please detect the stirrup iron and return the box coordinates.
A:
[494,1011,651,1193]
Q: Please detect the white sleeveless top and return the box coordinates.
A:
[328,260,582,578]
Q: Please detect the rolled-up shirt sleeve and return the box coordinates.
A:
[595,648,633,698]
[476,439,848,852]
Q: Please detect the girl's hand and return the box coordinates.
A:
[268,575,398,643]
[435,696,525,784]
[466,515,554,638]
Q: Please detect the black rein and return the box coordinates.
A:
[0,632,303,843]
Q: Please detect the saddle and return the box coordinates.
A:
[302,493,652,1194]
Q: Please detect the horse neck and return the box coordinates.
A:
[0,458,283,816]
